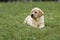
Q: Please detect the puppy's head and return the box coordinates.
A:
[30,7,44,19]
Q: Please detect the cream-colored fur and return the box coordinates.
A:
[24,7,44,29]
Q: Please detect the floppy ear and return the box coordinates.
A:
[39,9,44,17]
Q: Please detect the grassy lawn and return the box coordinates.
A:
[0,2,60,40]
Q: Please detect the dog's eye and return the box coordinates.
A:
[35,11,37,14]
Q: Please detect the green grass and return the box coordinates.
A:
[0,2,60,40]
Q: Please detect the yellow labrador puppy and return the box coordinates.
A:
[24,7,44,28]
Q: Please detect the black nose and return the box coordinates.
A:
[31,14,33,17]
